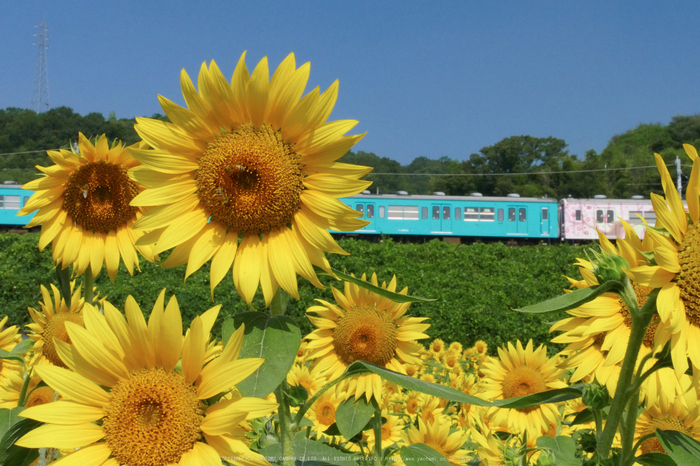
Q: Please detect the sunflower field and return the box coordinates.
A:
[1,52,700,466]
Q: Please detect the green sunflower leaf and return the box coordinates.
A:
[318,267,437,303]
[398,443,453,464]
[655,429,700,464]
[232,312,300,398]
[635,452,678,466]
[0,415,41,466]
[535,436,580,466]
[514,281,624,314]
[0,348,25,365]
[341,361,583,408]
[221,317,235,347]
[335,396,375,440]
[11,339,34,355]
[258,431,361,465]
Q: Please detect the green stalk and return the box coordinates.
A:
[55,266,72,308]
[84,267,93,305]
[270,289,294,466]
[372,400,383,466]
[619,386,641,465]
[595,289,656,459]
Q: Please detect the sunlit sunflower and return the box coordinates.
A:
[304,385,347,442]
[478,340,567,438]
[550,227,663,398]
[130,52,371,305]
[305,273,430,401]
[17,292,276,465]
[25,283,86,368]
[624,146,700,376]
[397,417,471,466]
[633,373,700,456]
[19,133,156,280]
[0,316,27,408]
[366,410,405,451]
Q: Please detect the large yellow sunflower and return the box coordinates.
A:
[477,340,567,438]
[624,145,700,376]
[130,52,372,305]
[16,292,276,465]
[305,273,430,401]
[19,133,156,280]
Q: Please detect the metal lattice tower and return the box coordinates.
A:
[32,19,50,113]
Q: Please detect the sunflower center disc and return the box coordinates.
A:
[103,368,203,466]
[333,306,398,367]
[316,401,336,425]
[42,313,83,368]
[677,223,700,327]
[641,417,691,454]
[502,365,547,412]
[196,124,304,234]
[63,160,139,233]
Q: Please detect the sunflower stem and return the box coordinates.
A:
[372,399,383,466]
[276,381,295,466]
[595,291,656,460]
[55,266,72,308]
[619,385,641,465]
[270,288,288,316]
[84,267,93,305]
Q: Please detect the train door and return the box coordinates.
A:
[595,205,615,237]
[430,204,452,233]
[354,202,376,232]
[540,206,551,235]
[505,205,527,235]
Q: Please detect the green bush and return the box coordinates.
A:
[0,233,586,354]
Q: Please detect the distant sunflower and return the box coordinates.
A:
[19,133,155,280]
[398,417,471,466]
[624,146,700,375]
[0,317,26,408]
[130,52,371,305]
[25,283,85,368]
[17,293,276,465]
[305,273,429,401]
[478,340,567,438]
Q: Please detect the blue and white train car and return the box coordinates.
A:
[338,192,559,240]
[0,182,34,228]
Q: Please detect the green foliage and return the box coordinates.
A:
[0,234,585,352]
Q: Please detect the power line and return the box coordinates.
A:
[366,164,670,177]
[0,149,61,156]
[32,19,50,113]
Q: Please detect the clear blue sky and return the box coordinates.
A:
[2,1,699,165]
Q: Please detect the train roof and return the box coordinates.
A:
[559,197,652,205]
[0,182,27,190]
[347,193,558,203]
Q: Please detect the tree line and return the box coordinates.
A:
[2,106,700,199]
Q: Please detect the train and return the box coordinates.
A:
[0,182,661,242]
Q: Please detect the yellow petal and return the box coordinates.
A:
[197,358,264,400]
[39,442,111,466]
[185,223,225,279]
[182,316,205,384]
[209,231,239,298]
[655,153,687,235]
[178,441,221,466]
[16,423,104,449]
[154,208,210,254]
[20,401,104,425]
[159,295,183,372]
[35,365,111,407]
[233,234,262,304]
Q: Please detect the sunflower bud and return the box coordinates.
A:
[586,248,630,283]
[582,382,610,410]
[536,448,556,466]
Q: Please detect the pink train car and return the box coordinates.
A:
[558,196,657,241]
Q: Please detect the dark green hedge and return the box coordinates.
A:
[0,233,587,353]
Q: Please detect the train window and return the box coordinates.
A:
[23,196,30,207]
[455,208,462,220]
[379,206,385,218]
[367,204,375,219]
[596,210,604,223]
[388,206,403,219]
[607,210,614,223]
[422,207,428,219]
[404,206,419,220]
[541,208,548,220]
[442,206,450,220]
[432,206,440,219]
[464,207,479,221]
[0,195,3,208]
[644,211,657,222]
[356,204,364,213]
[4,195,20,209]
[575,209,582,221]
[480,207,495,221]
[519,208,526,222]
[628,211,643,224]
[498,209,504,222]
[508,208,515,221]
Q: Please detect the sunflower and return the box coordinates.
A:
[16,292,277,465]
[0,316,27,408]
[397,417,471,466]
[130,52,371,305]
[19,133,156,280]
[477,340,567,438]
[25,283,87,368]
[305,273,430,401]
[365,410,405,451]
[624,145,700,376]
[633,373,700,456]
[304,385,347,443]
